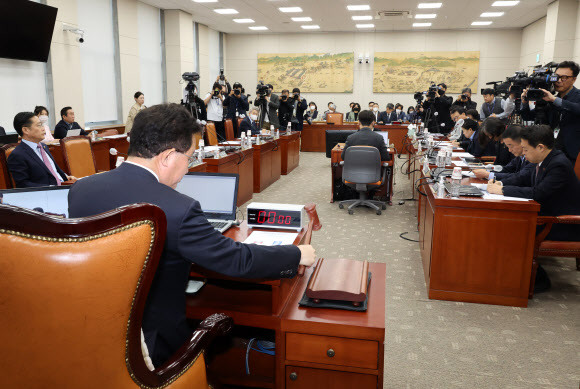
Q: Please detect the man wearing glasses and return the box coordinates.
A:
[521,61,580,163]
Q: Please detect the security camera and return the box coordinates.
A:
[365,53,370,64]
[63,23,85,44]
[76,36,84,44]
[358,53,363,64]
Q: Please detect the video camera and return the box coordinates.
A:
[482,62,558,101]
[182,72,200,82]
[414,83,439,102]
[256,81,269,99]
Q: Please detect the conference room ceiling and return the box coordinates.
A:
[142,0,551,34]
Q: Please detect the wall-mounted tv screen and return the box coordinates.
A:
[0,1,58,63]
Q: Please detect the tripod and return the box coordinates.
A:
[182,81,199,121]
[256,95,268,130]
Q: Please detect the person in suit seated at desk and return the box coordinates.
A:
[449,106,468,141]
[341,110,391,161]
[54,106,88,139]
[377,103,395,125]
[466,108,480,122]
[321,102,339,121]
[371,103,380,123]
[304,102,318,121]
[7,112,76,188]
[479,117,514,166]
[455,119,480,154]
[67,103,317,367]
[346,103,361,122]
[488,124,580,241]
[393,104,407,122]
[406,107,417,122]
[473,124,535,180]
[239,108,261,135]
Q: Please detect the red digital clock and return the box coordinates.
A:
[246,203,305,230]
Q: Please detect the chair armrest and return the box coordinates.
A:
[155,313,233,380]
[534,215,580,249]
[556,215,580,224]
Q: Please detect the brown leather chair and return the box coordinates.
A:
[0,143,18,189]
[237,117,243,129]
[0,203,233,388]
[204,123,219,146]
[60,135,98,178]
[101,129,119,137]
[224,119,235,140]
[326,112,344,125]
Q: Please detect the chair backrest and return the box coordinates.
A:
[574,155,580,180]
[327,113,344,126]
[0,143,18,189]
[102,129,119,137]
[60,136,97,178]
[237,117,243,129]
[224,119,235,140]
[205,123,218,146]
[343,146,382,184]
[325,130,356,158]
[0,203,170,388]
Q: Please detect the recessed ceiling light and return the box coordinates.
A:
[214,9,238,14]
[413,22,432,27]
[249,26,268,30]
[352,15,373,21]
[492,1,519,6]
[415,14,436,19]
[347,5,371,11]
[356,23,374,28]
[417,3,442,9]
[301,25,320,29]
[291,17,312,22]
[192,0,217,2]
[233,18,255,23]
[481,12,504,17]
[279,7,303,13]
[471,21,493,25]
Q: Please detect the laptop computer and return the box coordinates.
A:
[0,133,19,145]
[376,131,389,146]
[67,129,81,136]
[175,172,239,233]
[0,186,70,217]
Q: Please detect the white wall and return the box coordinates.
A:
[225,29,523,113]
[520,17,546,70]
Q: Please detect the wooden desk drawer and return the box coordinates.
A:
[286,366,377,389]
[285,333,378,369]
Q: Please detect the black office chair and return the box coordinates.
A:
[339,146,388,215]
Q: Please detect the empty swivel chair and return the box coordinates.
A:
[339,146,387,215]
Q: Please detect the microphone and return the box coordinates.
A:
[109,148,128,157]
[456,118,464,128]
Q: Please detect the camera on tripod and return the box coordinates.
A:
[256,81,269,99]
[182,72,200,82]
[413,91,425,102]
[219,68,226,86]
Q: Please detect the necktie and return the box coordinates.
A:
[37,143,61,186]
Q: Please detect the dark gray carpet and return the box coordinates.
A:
[240,152,580,389]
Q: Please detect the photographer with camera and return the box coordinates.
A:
[453,88,477,111]
[223,82,249,137]
[253,83,279,130]
[278,88,307,131]
[520,61,580,163]
[204,78,227,140]
[422,83,453,133]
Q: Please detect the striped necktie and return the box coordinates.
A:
[37,143,61,186]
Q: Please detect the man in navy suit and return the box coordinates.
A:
[473,124,535,180]
[54,106,88,139]
[377,103,395,124]
[223,82,249,138]
[239,108,261,135]
[7,112,75,188]
[488,124,580,241]
[68,104,316,367]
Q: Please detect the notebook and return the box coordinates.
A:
[175,172,239,233]
[67,129,81,136]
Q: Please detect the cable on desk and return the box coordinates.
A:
[245,338,275,375]
[399,231,420,243]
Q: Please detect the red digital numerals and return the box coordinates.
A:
[256,210,292,225]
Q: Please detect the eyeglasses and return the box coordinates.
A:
[176,151,196,167]
[556,75,574,81]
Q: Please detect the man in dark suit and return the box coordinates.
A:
[377,103,395,125]
[67,103,316,368]
[473,124,535,180]
[488,124,580,241]
[422,83,454,133]
[253,84,279,130]
[341,110,391,161]
[7,112,75,188]
[239,108,261,135]
[520,61,580,164]
[54,106,88,139]
[223,82,249,138]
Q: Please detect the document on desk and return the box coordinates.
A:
[453,152,475,158]
[453,160,468,167]
[102,134,127,139]
[244,231,299,246]
[462,171,475,177]
[470,183,532,201]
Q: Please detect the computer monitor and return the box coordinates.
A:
[377,131,389,146]
[0,186,70,217]
[174,172,239,220]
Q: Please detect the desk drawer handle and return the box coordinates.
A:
[289,372,298,381]
[327,349,335,357]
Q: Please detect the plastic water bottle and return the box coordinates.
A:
[287,122,292,134]
[91,130,97,141]
[445,147,453,165]
[450,167,462,198]
[270,124,275,136]
[198,139,205,162]
[240,133,246,150]
[256,134,261,145]
[437,175,446,198]
[436,150,446,168]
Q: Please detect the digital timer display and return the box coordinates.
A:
[247,209,302,228]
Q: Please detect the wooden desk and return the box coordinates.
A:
[203,148,254,206]
[282,262,385,389]
[90,124,126,135]
[301,123,409,153]
[278,132,300,175]
[417,172,540,307]
[186,223,385,389]
[253,139,282,193]
[188,162,207,173]
[330,144,394,205]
